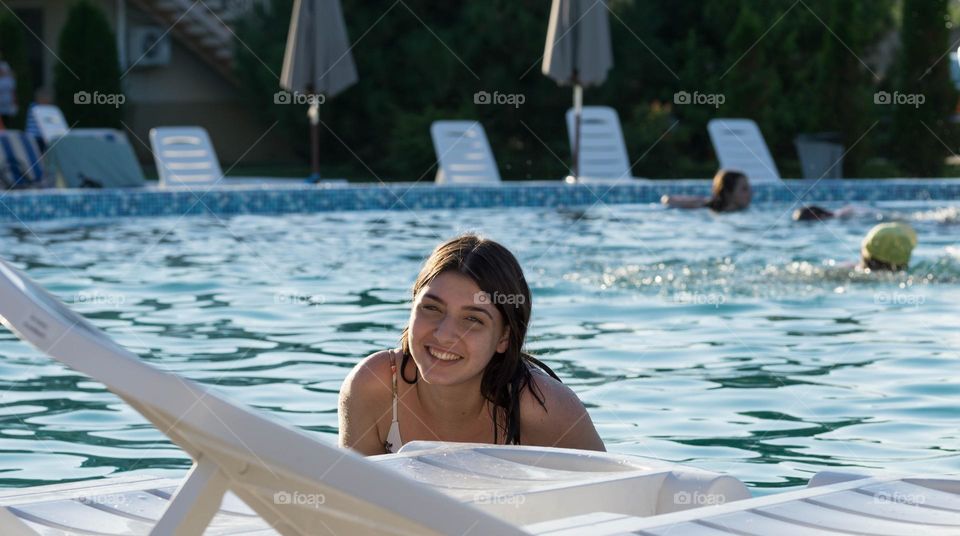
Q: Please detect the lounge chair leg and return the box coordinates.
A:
[151,458,229,536]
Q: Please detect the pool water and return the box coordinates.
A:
[1,201,958,493]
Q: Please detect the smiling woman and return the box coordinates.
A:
[338,234,605,456]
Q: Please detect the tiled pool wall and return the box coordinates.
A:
[1,179,958,223]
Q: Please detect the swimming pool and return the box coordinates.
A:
[0,196,958,494]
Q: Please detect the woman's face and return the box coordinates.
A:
[408,271,509,387]
[730,177,752,210]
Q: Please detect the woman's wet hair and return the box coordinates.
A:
[705,169,748,212]
[793,205,835,222]
[399,234,559,445]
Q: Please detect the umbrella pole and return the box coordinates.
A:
[573,83,583,181]
[308,101,321,182]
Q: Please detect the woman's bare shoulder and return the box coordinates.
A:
[341,349,400,401]
[520,366,605,451]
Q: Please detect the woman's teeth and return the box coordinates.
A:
[428,347,462,361]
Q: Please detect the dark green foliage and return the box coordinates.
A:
[0,12,33,128]
[54,0,123,128]
[893,0,957,177]
[234,0,952,179]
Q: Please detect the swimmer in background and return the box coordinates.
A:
[661,170,751,213]
[793,205,858,221]
[859,222,917,272]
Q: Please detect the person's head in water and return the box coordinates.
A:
[860,222,917,271]
[793,205,835,222]
[705,170,751,212]
[399,234,556,445]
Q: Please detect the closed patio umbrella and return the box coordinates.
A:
[542,0,613,181]
[281,0,357,181]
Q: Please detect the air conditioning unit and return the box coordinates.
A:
[129,26,171,67]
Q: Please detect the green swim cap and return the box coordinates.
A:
[861,222,917,268]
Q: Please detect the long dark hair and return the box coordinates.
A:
[399,234,560,445]
[705,169,747,212]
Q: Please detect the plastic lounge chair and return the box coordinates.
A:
[29,105,70,143]
[529,472,960,535]
[149,126,225,188]
[707,118,782,182]
[0,258,755,535]
[430,121,501,184]
[0,131,48,189]
[565,106,639,181]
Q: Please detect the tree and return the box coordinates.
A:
[893,0,956,177]
[54,0,123,128]
[0,12,33,129]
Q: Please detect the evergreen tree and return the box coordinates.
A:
[54,0,124,127]
[893,0,956,177]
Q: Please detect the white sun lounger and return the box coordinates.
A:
[565,106,641,181]
[29,104,130,146]
[149,126,225,188]
[707,118,782,182]
[430,120,501,184]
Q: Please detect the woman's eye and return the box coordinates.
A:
[465,316,484,325]
[420,304,440,312]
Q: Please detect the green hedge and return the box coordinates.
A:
[235,0,960,179]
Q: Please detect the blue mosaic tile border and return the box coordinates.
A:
[0,179,958,223]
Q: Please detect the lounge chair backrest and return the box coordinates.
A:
[707,119,781,182]
[30,105,70,143]
[0,131,47,189]
[0,259,526,536]
[565,106,632,180]
[430,121,501,184]
[150,127,224,188]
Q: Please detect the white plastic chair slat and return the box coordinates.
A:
[150,127,224,188]
[431,121,501,184]
[707,119,781,182]
[565,106,634,181]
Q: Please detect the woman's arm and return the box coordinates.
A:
[521,373,605,452]
[661,194,708,209]
[338,351,393,456]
